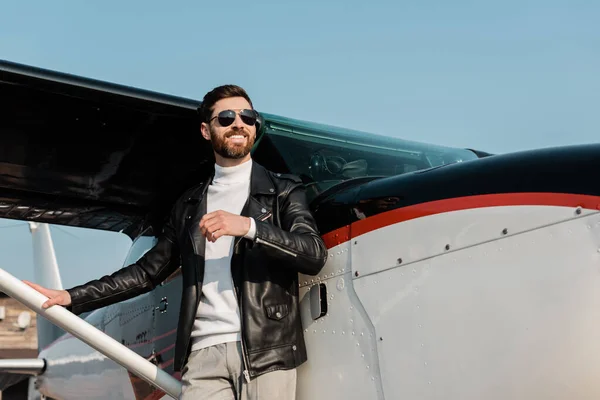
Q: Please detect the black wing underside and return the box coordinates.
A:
[0,59,212,238]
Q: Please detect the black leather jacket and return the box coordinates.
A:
[66,162,328,378]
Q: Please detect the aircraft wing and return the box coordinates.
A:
[0,59,211,238]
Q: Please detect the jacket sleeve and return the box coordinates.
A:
[66,205,181,315]
[253,181,328,276]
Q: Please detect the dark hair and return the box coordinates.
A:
[198,85,254,123]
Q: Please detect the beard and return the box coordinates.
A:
[210,127,255,159]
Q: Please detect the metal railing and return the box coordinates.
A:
[0,267,182,399]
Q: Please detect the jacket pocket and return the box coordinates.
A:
[265,304,289,321]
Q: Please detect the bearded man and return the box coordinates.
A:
[25,85,328,399]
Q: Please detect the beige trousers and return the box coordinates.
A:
[179,341,297,400]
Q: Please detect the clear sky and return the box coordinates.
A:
[1,0,599,288]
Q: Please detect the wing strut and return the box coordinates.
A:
[28,222,66,351]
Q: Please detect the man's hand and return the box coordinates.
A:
[23,280,72,309]
[199,210,250,242]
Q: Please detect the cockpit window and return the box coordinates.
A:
[261,114,478,202]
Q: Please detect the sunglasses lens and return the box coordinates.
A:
[217,110,236,127]
[214,109,258,127]
[239,109,257,126]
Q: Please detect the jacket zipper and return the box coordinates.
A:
[255,237,298,257]
[233,191,251,383]
[231,271,251,382]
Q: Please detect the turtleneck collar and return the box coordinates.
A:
[212,159,253,185]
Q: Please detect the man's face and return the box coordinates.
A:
[201,96,257,160]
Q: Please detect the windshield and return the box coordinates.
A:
[260,114,479,202]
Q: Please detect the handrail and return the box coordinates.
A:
[0,267,182,399]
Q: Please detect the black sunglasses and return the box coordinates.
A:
[209,109,259,127]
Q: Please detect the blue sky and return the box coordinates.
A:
[1,0,599,287]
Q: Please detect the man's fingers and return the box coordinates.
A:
[202,219,221,235]
[200,211,219,225]
[201,217,223,237]
[200,211,233,241]
[23,281,68,308]
[23,280,40,290]
[42,295,67,309]
[23,280,51,296]
[42,297,57,309]
[42,299,54,309]
[200,218,219,230]
[211,230,223,241]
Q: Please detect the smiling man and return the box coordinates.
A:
[183,85,328,399]
[25,85,328,400]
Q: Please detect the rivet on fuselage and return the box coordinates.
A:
[445,244,450,251]
[502,228,508,235]
[576,206,582,215]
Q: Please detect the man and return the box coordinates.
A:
[24,85,328,399]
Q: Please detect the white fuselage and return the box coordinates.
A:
[36,200,600,399]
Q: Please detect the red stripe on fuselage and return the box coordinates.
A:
[321,192,600,249]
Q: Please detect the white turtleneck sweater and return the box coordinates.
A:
[190,159,256,351]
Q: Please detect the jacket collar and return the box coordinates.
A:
[249,161,277,196]
[186,160,276,201]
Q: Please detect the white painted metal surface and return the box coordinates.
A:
[36,309,137,400]
[298,240,384,400]
[29,222,66,352]
[351,205,596,277]
[29,222,63,291]
[354,206,600,399]
[297,205,600,399]
[7,204,600,399]
[0,267,182,399]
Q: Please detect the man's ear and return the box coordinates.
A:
[200,123,211,141]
